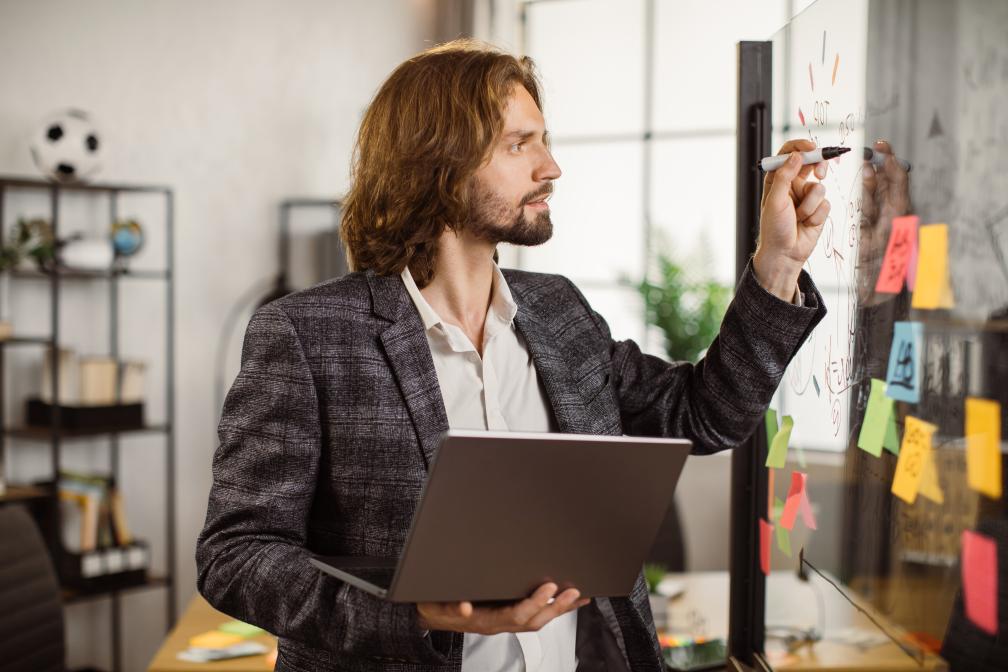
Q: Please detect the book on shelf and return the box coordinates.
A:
[57,471,133,554]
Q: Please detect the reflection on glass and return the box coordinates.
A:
[763,1,1008,670]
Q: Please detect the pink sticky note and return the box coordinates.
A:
[962,530,998,635]
[875,216,919,294]
[760,518,773,576]
[799,490,818,530]
[780,472,806,531]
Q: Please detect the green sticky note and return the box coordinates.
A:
[218,620,265,637]
[883,411,900,455]
[776,520,792,557]
[765,415,794,468]
[858,378,894,457]
[773,497,785,521]
[765,409,778,448]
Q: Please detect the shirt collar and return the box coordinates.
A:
[400,263,518,334]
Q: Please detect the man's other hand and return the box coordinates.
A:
[755,138,831,301]
[416,582,590,635]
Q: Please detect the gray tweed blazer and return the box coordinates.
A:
[196,261,824,672]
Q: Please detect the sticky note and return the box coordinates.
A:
[875,215,918,294]
[919,446,945,504]
[891,416,938,504]
[884,411,901,455]
[765,408,778,448]
[961,530,998,635]
[886,322,923,403]
[858,378,894,457]
[760,518,773,575]
[219,620,266,637]
[766,415,794,468]
[189,630,245,648]
[966,398,1002,499]
[906,232,919,291]
[912,223,955,309]
[774,498,791,557]
[780,471,816,531]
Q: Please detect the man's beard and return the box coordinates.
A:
[464,177,553,246]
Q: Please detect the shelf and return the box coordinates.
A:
[0,336,52,346]
[0,484,52,504]
[0,175,170,195]
[63,574,170,604]
[7,268,170,281]
[6,423,170,441]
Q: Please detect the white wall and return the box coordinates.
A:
[0,1,433,669]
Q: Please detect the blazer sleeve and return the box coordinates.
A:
[572,260,826,454]
[195,304,451,664]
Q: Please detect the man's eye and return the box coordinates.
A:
[510,143,524,152]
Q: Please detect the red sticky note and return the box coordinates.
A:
[962,530,998,635]
[780,472,806,531]
[875,215,919,294]
[760,518,773,576]
[799,489,818,530]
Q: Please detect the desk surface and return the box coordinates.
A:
[660,571,948,672]
[152,573,948,671]
[147,594,276,672]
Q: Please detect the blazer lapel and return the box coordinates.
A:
[513,305,583,434]
[367,271,448,470]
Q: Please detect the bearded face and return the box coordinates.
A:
[465,175,553,247]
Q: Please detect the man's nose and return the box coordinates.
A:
[534,150,562,182]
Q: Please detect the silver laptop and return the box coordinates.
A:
[310,430,691,603]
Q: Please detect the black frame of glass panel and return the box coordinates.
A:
[728,40,773,665]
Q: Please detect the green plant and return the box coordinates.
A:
[0,218,56,271]
[637,251,731,363]
[643,562,667,594]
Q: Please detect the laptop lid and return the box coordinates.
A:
[385,430,691,603]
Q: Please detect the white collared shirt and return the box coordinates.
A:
[401,264,577,672]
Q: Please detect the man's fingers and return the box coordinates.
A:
[804,198,831,229]
[523,589,582,631]
[796,182,826,221]
[777,139,816,155]
[508,583,558,626]
[766,152,803,211]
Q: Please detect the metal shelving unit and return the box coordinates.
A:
[0,175,175,672]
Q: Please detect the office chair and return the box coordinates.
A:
[0,503,65,672]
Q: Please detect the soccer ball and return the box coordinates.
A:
[29,109,103,184]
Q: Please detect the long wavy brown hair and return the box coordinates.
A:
[340,39,543,288]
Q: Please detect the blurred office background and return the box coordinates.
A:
[0,0,815,669]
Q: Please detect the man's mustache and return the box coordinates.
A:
[520,185,553,206]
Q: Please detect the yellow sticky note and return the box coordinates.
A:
[189,630,244,649]
[966,397,1002,499]
[892,416,938,504]
[919,446,944,504]
[911,224,955,309]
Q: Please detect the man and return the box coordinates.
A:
[197,40,828,672]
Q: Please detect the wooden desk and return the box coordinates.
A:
[658,571,948,671]
[147,594,276,672]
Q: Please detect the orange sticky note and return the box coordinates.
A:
[911,224,955,309]
[760,518,773,576]
[892,416,938,504]
[875,216,918,293]
[962,530,998,635]
[966,397,1002,499]
[189,630,244,648]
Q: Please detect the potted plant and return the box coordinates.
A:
[637,248,731,364]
